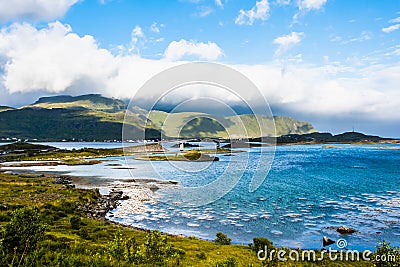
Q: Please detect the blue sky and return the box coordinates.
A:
[62,0,400,64]
[0,0,399,136]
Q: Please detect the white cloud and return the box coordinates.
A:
[235,0,270,26]
[150,22,160,33]
[195,6,215,17]
[389,17,400,23]
[382,23,400,33]
[273,32,304,56]
[215,0,223,8]
[276,0,291,5]
[342,31,371,44]
[128,25,145,53]
[236,63,400,121]
[164,39,224,61]
[0,21,173,98]
[0,0,78,22]
[132,25,144,38]
[293,0,327,21]
[297,0,327,11]
[1,22,400,126]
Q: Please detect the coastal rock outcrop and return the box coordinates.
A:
[336,226,356,235]
[82,190,127,220]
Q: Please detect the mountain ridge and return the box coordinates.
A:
[0,94,317,141]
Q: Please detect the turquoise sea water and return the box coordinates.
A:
[3,142,400,250]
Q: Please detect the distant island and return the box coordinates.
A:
[0,94,316,142]
[252,131,399,145]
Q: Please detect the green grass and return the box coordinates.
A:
[3,147,126,162]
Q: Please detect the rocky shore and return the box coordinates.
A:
[54,174,178,220]
[1,170,177,221]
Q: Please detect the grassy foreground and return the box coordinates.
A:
[0,172,397,266]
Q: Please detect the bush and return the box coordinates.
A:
[142,230,185,265]
[70,215,82,230]
[252,237,274,253]
[373,240,400,267]
[196,251,207,260]
[108,230,185,265]
[108,230,125,261]
[0,207,47,256]
[215,256,238,267]
[215,232,232,245]
[78,228,90,240]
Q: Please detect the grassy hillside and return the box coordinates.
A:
[0,108,160,141]
[0,94,316,141]
[148,110,316,138]
[31,94,127,112]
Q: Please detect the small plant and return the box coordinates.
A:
[108,230,124,261]
[0,207,47,262]
[373,240,400,267]
[78,228,90,240]
[252,237,274,253]
[196,251,207,260]
[215,232,232,245]
[215,256,238,267]
[70,215,82,230]
[107,230,185,265]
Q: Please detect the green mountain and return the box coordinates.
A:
[31,94,127,112]
[147,111,315,138]
[0,94,316,141]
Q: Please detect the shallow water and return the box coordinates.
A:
[3,142,400,250]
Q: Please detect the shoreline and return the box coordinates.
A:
[1,148,400,252]
[0,169,397,252]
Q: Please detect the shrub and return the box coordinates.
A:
[373,240,400,267]
[196,251,207,260]
[78,228,90,240]
[252,237,274,253]
[70,215,82,230]
[108,230,185,265]
[215,256,238,267]
[108,230,125,261]
[215,232,232,245]
[0,207,47,256]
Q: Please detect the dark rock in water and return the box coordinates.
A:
[148,184,159,191]
[336,226,356,235]
[54,176,72,185]
[81,190,127,220]
[323,236,335,246]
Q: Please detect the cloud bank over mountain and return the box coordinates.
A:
[0,0,399,137]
